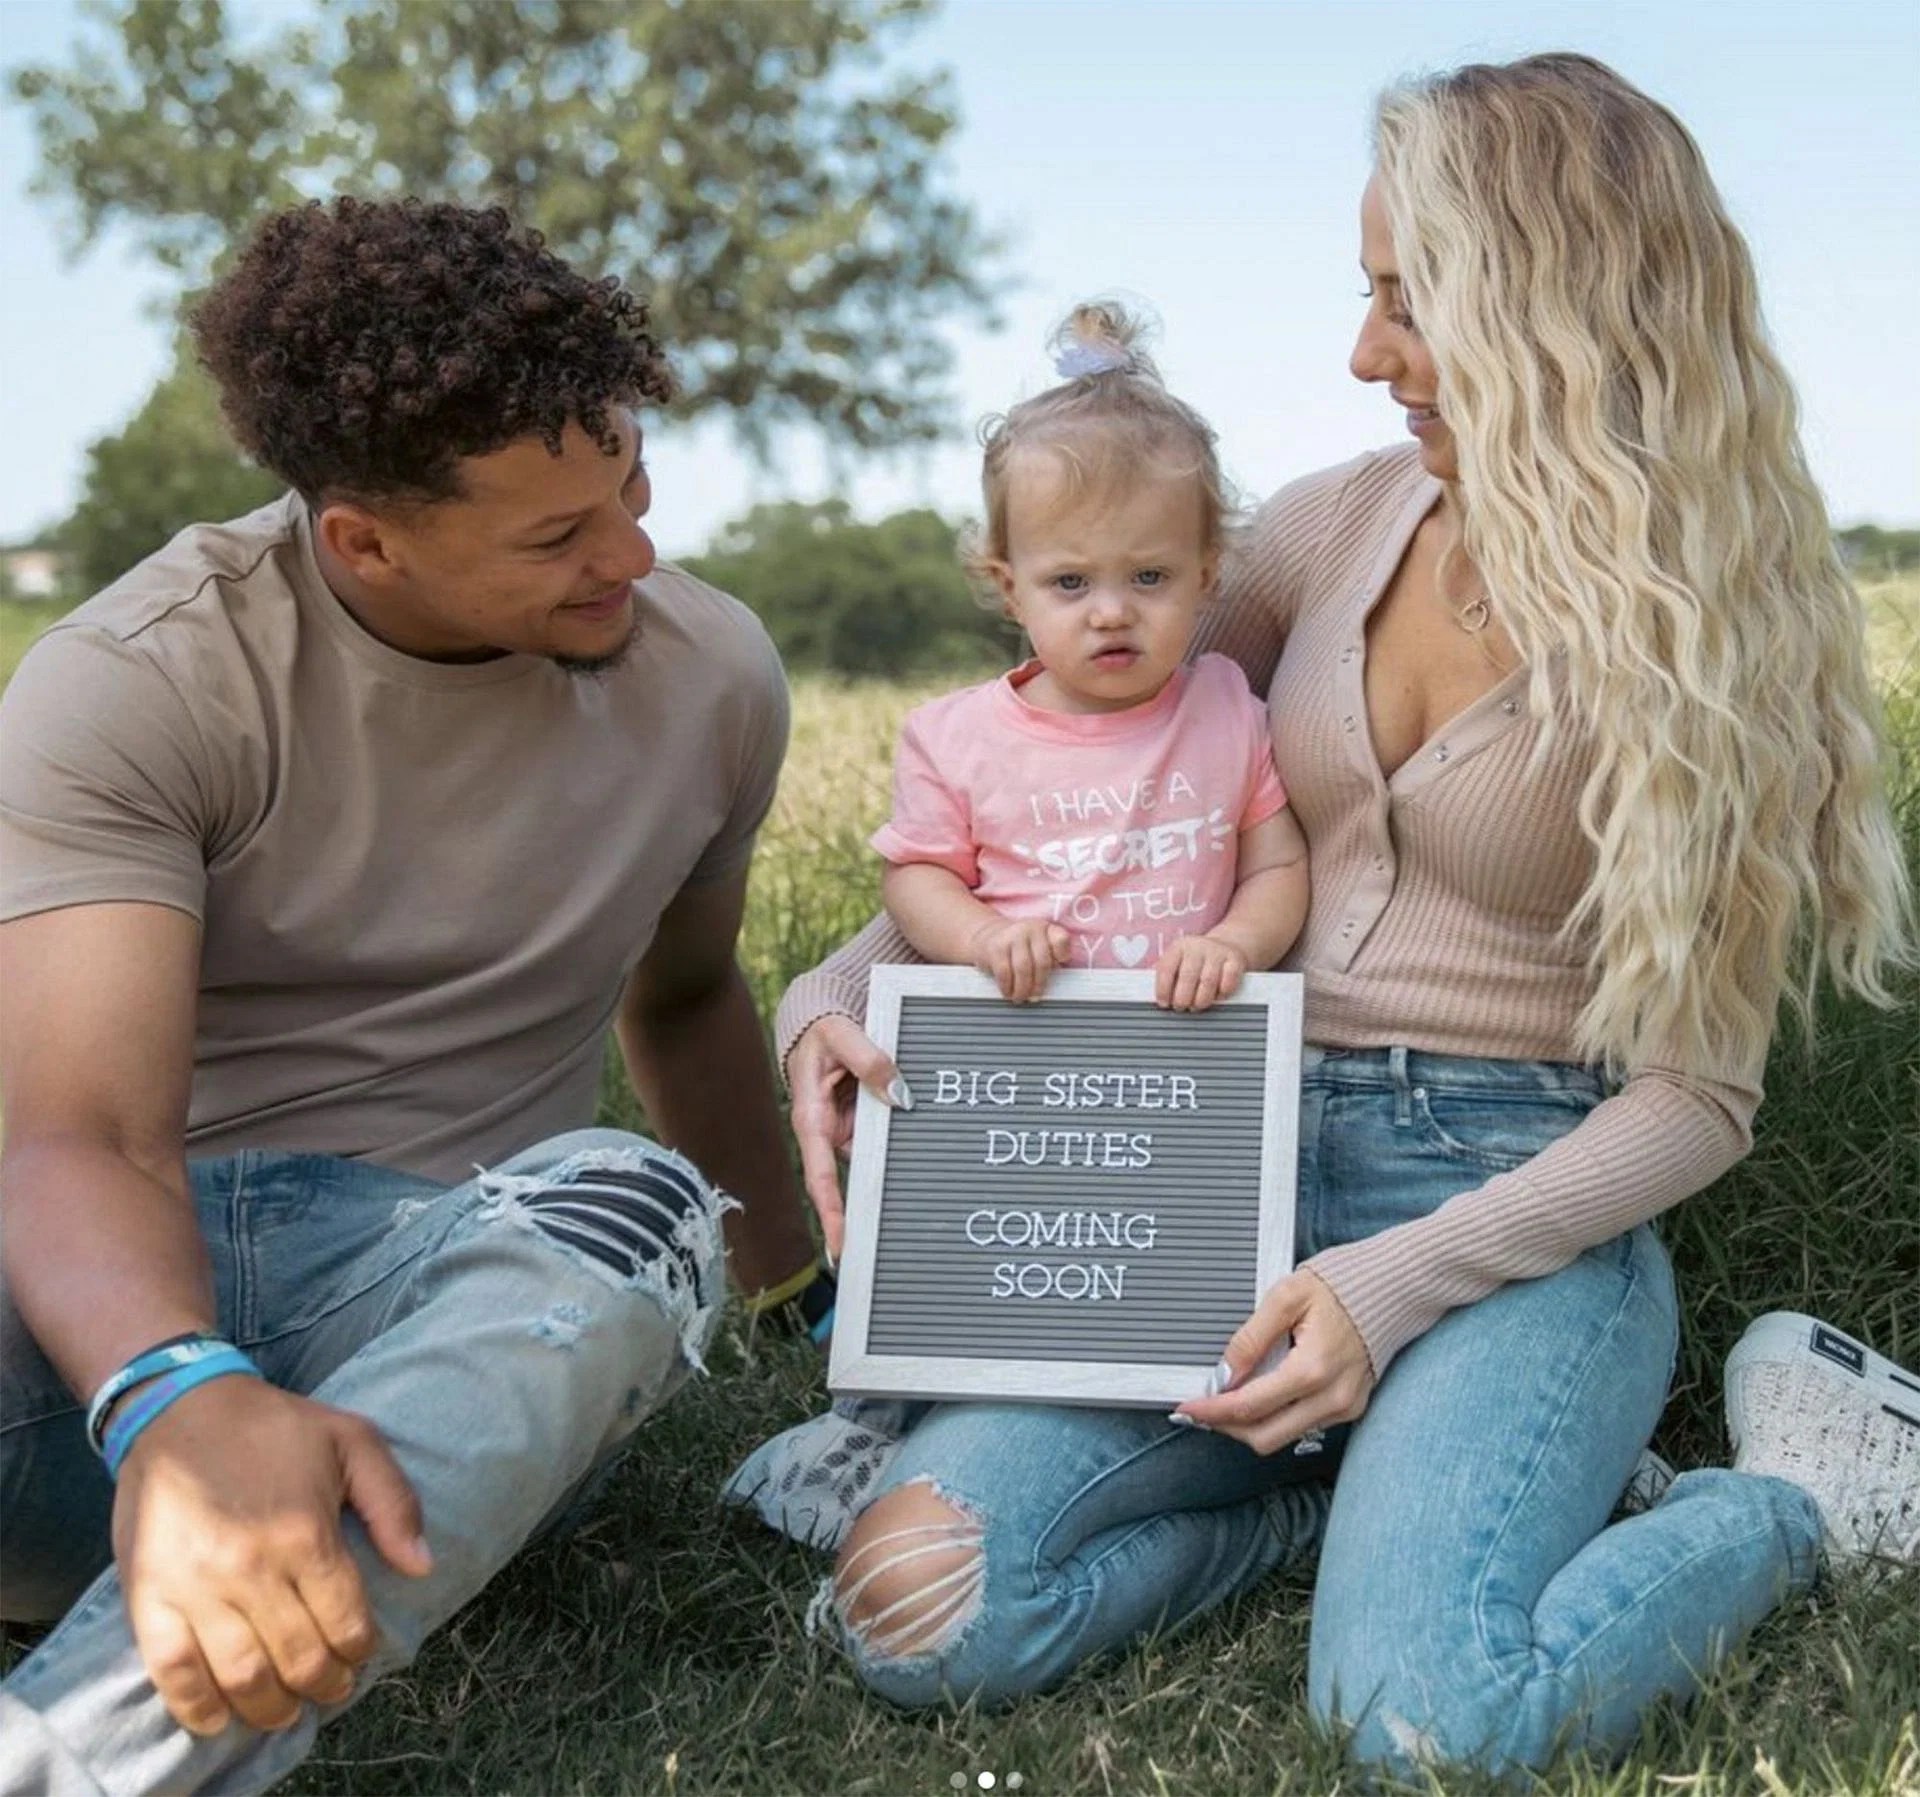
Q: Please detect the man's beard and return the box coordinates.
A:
[552,617,640,678]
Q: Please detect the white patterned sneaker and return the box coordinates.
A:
[1618,1447,1676,1515]
[720,1398,919,1553]
[1724,1311,1920,1567]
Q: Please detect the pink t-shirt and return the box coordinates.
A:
[872,652,1289,971]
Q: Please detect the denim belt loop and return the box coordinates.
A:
[1387,1043,1413,1126]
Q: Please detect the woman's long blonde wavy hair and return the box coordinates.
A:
[1373,52,1913,1076]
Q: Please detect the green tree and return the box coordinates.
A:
[14,0,997,452]
[60,351,282,594]
[686,501,1019,677]
[1837,524,1920,577]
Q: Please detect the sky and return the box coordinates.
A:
[1,0,1916,556]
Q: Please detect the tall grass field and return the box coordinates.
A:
[1,580,1916,1794]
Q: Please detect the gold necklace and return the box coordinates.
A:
[1432,506,1491,633]
[1437,556,1492,633]
[1453,595,1492,633]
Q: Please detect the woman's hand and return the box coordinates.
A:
[786,1013,907,1259]
[1175,1269,1376,1454]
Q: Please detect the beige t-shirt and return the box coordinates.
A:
[0,494,788,1183]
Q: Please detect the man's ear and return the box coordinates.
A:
[316,501,406,587]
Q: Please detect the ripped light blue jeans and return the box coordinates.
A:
[0,1128,729,1797]
[831,1048,1823,1775]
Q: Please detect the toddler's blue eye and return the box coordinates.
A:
[1136,569,1166,588]
[1054,573,1087,593]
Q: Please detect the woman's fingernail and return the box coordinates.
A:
[1211,1359,1237,1394]
[1167,1412,1207,1430]
[885,1077,915,1111]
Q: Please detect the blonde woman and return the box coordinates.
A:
[737,54,1917,1775]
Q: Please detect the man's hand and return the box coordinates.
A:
[969,917,1071,1003]
[786,1013,905,1259]
[112,1375,432,1735]
[1174,1270,1375,1454]
[1153,934,1248,1011]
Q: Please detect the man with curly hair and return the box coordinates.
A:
[0,198,823,1794]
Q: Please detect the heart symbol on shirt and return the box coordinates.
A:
[1112,934,1151,967]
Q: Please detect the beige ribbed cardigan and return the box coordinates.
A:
[776,444,1763,1376]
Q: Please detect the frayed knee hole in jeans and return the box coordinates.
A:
[476,1143,736,1371]
[819,1484,987,1660]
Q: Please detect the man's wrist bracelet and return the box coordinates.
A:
[85,1332,240,1455]
[100,1350,264,1479]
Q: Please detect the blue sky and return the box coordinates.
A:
[2,0,1916,554]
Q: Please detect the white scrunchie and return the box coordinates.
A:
[1053,339,1130,380]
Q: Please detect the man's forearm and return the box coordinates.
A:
[1,1138,214,1403]
[617,964,816,1294]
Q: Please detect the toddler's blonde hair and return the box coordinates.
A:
[966,302,1237,591]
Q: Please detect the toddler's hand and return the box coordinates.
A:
[1154,934,1247,1011]
[970,917,1071,1003]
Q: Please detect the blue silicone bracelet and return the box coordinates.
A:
[101,1350,263,1479]
[85,1333,235,1455]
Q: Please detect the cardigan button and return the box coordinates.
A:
[1501,697,1519,715]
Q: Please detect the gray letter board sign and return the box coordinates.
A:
[830,966,1303,1407]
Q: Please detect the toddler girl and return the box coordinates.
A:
[876,302,1308,1009]
[723,306,1310,1547]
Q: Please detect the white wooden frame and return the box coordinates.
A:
[829,965,1303,1407]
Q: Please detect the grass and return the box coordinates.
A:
[3,586,1918,1794]
[0,599,73,684]
[1863,577,1920,693]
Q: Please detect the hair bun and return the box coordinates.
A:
[1048,300,1155,382]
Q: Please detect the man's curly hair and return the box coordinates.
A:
[190,197,673,504]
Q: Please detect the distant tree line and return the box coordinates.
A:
[1836,524,1920,576]
[57,352,284,597]
[684,500,1019,677]
[17,411,1915,678]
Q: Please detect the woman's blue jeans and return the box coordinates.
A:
[837,1047,1822,1775]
